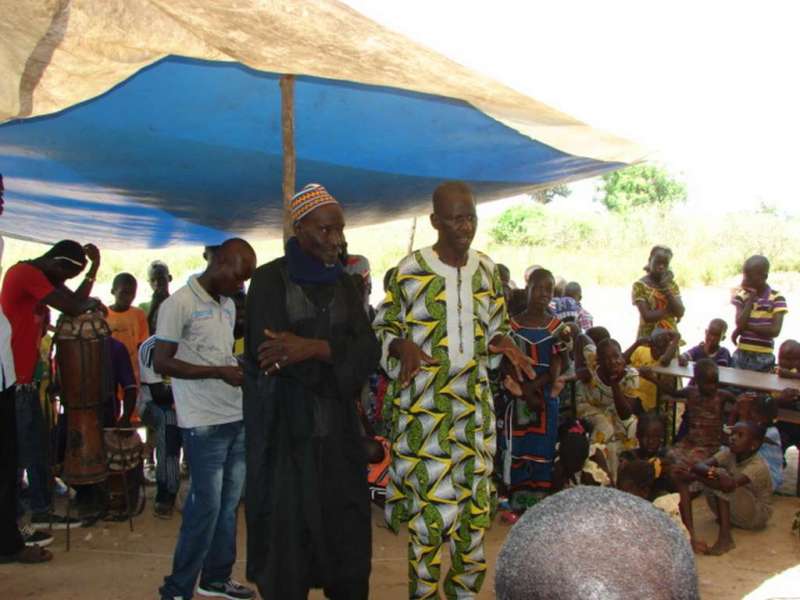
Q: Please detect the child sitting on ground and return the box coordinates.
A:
[729,394,784,492]
[731,255,787,372]
[680,421,773,555]
[576,336,641,477]
[667,359,735,551]
[630,413,672,496]
[678,318,732,368]
[617,458,689,540]
[625,328,680,413]
[551,419,612,491]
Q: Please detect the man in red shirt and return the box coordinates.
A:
[0,239,103,529]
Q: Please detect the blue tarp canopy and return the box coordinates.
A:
[0,1,644,248]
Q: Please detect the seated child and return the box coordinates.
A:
[625,328,680,412]
[500,269,566,508]
[667,359,734,548]
[773,339,800,456]
[551,419,612,490]
[729,394,784,492]
[678,318,732,368]
[576,336,641,477]
[731,255,787,372]
[617,458,689,540]
[683,421,773,555]
[630,413,672,496]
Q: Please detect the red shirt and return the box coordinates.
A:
[0,263,54,384]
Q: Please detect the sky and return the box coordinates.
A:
[344,1,800,214]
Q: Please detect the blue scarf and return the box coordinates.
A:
[285,236,343,285]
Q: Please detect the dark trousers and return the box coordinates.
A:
[1,386,24,556]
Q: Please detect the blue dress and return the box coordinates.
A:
[499,317,564,498]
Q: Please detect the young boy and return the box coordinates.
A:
[678,318,732,368]
[686,421,773,555]
[625,328,679,413]
[731,255,787,372]
[139,260,172,335]
[772,339,800,460]
[106,273,149,385]
[564,281,593,332]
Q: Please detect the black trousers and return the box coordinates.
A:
[1,385,24,556]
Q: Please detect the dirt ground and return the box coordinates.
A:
[2,467,799,600]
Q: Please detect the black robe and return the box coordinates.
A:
[243,257,379,599]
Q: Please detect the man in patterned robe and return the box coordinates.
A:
[373,181,534,600]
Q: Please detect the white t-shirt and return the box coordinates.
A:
[155,275,241,428]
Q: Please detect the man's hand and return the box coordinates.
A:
[489,335,535,383]
[218,365,244,387]
[390,339,438,388]
[258,329,320,374]
[83,243,100,266]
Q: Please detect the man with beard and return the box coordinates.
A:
[243,183,379,600]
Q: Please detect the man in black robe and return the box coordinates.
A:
[243,184,379,600]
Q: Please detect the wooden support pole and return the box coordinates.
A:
[280,75,296,242]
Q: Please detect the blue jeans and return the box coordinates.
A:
[141,402,182,504]
[160,420,246,599]
[15,384,51,515]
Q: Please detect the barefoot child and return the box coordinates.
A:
[668,359,734,550]
[631,413,672,496]
[500,268,567,505]
[688,421,773,555]
[731,255,787,372]
[632,245,685,340]
[730,394,784,492]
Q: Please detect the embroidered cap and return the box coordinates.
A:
[289,183,340,224]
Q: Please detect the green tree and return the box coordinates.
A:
[532,184,572,204]
[598,164,686,212]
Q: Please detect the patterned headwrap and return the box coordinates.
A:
[289,183,340,224]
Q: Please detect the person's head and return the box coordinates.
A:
[742,255,769,292]
[147,260,172,296]
[564,281,582,302]
[693,358,719,397]
[41,240,87,284]
[636,413,667,457]
[231,288,246,340]
[508,289,528,317]
[597,338,625,380]
[203,244,220,264]
[430,181,477,256]
[644,245,673,284]
[557,419,591,480]
[650,328,673,360]
[750,395,777,428]
[729,420,765,457]
[205,238,257,297]
[495,486,699,600]
[704,318,727,352]
[527,268,555,312]
[777,339,800,370]
[383,267,397,293]
[111,273,138,310]
[586,326,610,346]
[553,276,566,298]
[524,264,543,285]
[290,184,345,266]
[617,457,656,499]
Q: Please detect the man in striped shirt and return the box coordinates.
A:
[731,255,787,372]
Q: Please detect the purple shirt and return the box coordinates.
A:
[685,343,732,367]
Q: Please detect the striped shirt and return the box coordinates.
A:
[732,286,787,353]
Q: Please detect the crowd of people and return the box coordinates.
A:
[1,172,798,600]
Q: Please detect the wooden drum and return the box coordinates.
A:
[55,313,110,485]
